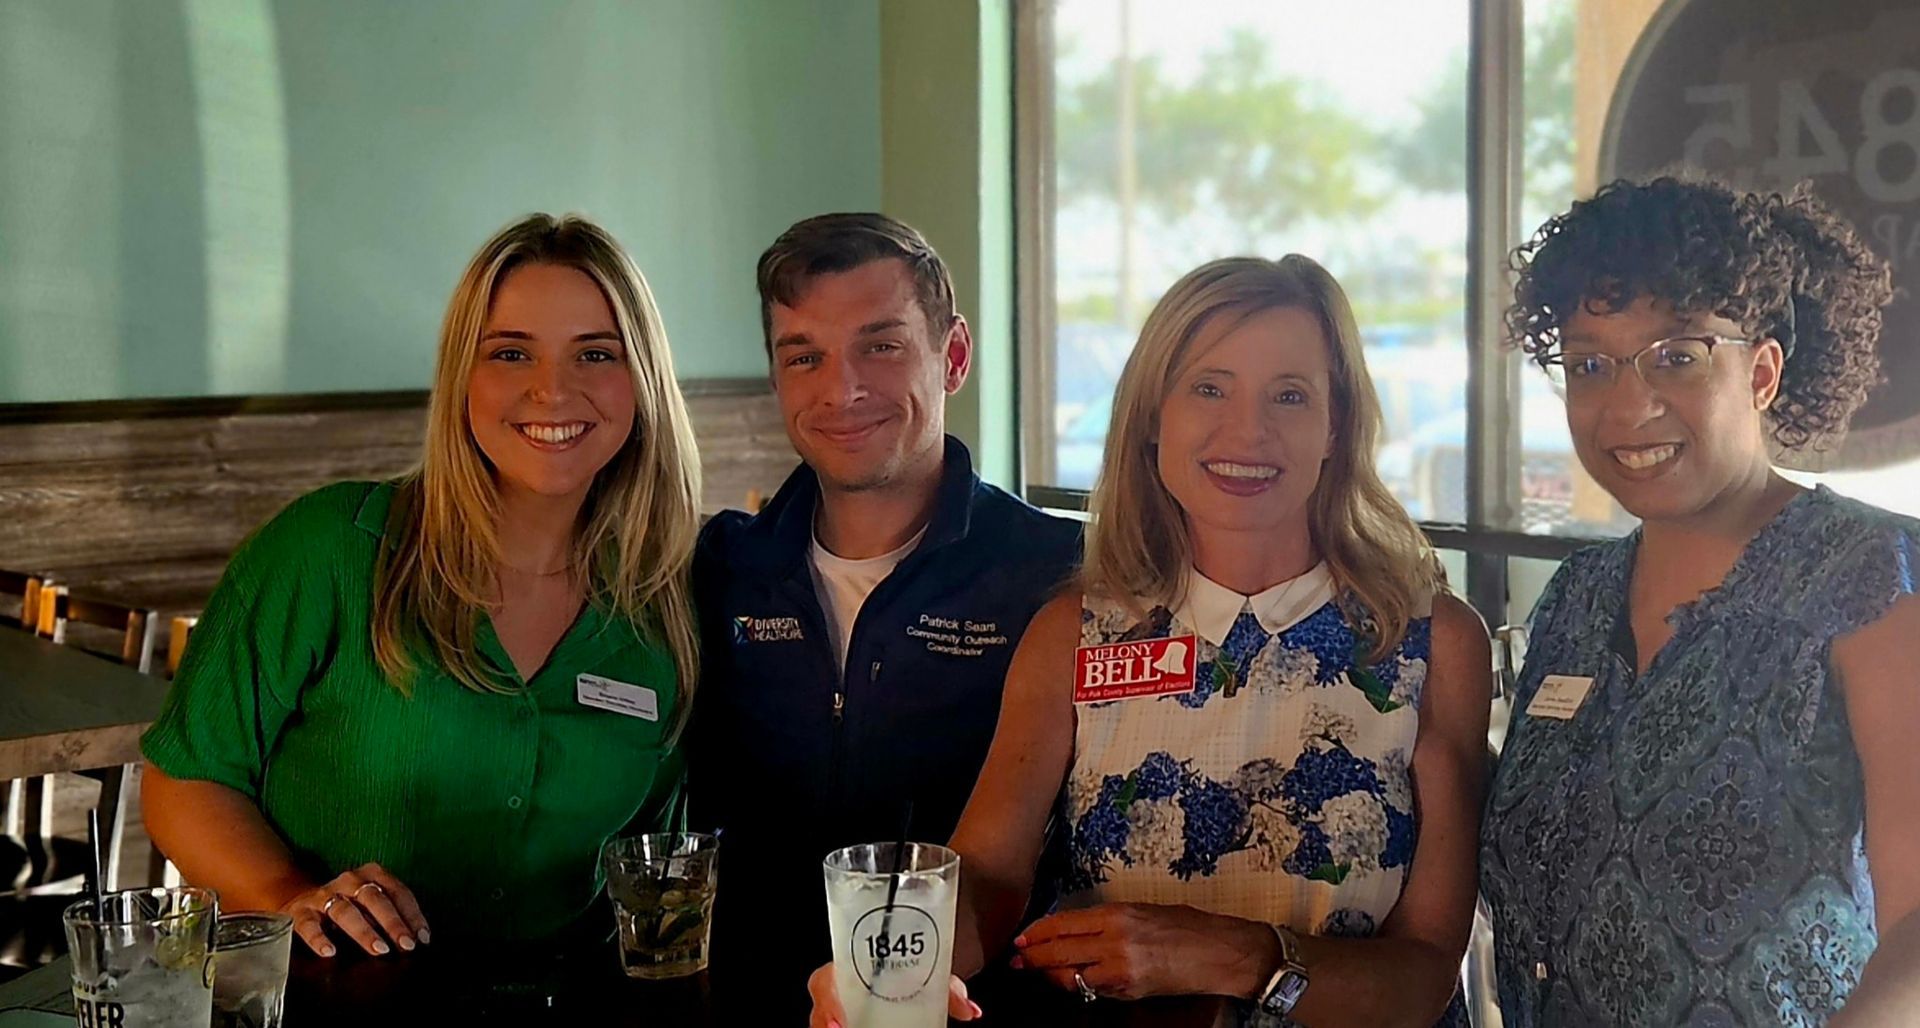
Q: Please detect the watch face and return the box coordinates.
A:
[1262,969,1309,1014]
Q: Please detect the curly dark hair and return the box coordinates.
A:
[1507,176,1895,451]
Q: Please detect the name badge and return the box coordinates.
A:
[576,673,660,721]
[1525,675,1595,720]
[1073,635,1196,704]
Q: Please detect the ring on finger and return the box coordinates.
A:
[352,881,386,900]
[321,893,350,918]
[1075,971,1097,1004]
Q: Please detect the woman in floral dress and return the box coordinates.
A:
[809,256,1492,1027]
[1480,177,1920,1026]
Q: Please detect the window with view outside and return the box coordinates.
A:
[1038,0,1475,526]
[1509,0,1644,538]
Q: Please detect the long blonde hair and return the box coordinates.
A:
[1081,255,1440,661]
[373,213,702,717]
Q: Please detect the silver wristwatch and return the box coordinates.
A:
[1257,924,1310,1017]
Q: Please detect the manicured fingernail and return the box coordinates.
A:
[418,928,432,944]
[320,945,336,958]
[398,936,415,951]
[1013,935,1028,947]
[1009,955,1024,969]
[969,1001,984,1017]
[373,941,390,955]
[829,1021,842,1028]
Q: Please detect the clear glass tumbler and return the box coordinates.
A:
[63,886,218,1028]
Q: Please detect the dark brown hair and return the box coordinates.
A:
[1507,175,1895,451]
[755,213,956,356]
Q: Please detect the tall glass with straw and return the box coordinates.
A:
[823,809,959,1028]
[63,810,217,1027]
[64,809,217,1028]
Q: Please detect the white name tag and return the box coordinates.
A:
[576,673,659,721]
[1525,675,1595,720]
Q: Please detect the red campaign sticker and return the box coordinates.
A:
[1073,635,1197,703]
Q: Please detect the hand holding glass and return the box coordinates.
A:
[823,843,960,1028]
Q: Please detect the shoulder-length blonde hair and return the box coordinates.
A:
[1081,255,1440,661]
[373,213,702,715]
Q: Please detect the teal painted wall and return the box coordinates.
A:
[0,0,881,403]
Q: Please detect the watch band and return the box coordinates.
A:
[1269,923,1300,964]
[1258,924,1310,1016]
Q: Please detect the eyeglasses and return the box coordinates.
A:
[1540,334,1751,396]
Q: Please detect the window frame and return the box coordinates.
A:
[1010,0,1599,629]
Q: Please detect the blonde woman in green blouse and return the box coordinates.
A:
[140,214,702,958]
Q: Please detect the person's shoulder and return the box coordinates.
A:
[1519,534,1630,631]
[694,507,761,571]
[284,479,384,518]
[1018,588,1087,655]
[1427,591,1494,682]
[967,481,1084,557]
[696,507,755,548]
[215,481,386,597]
[1749,487,1916,593]
[1556,533,1631,578]
[1787,488,1920,632]
[1032,587,1086,626]
[698,462,813,567]
[1429,591,1490,639]
[249,481,388,554]
[1806,486,1920,543]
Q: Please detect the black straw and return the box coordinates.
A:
[871,801,915,980]
[885,802,913,903]
[84,809,109,976]
[85,808,105,920]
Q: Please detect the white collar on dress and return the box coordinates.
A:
[1173,563,1335,648]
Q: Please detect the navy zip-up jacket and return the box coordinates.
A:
[690,436,1081,1019]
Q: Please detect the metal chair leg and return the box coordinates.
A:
[1467,896,1503,1027]
[0,781,26,893]
[19,778,50,883]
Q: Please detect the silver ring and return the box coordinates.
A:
[320,893,350,918]
[352,881,386,900]
[1075,970,1097,1003]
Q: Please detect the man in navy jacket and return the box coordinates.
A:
[691,214,1081,1020]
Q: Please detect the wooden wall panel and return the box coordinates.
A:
[0,384,794,618]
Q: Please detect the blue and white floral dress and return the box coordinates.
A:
[1066,563,1439,980]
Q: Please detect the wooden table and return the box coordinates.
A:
[0,626,168,782]
[0,945,1236,1026]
